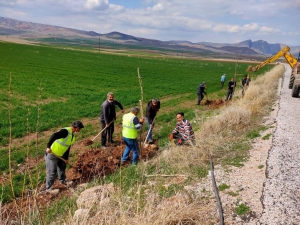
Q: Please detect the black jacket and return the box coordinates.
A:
[197,84,206,95]
[100,100,123,124]
[146,100,160,124]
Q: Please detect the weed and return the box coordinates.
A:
[227,191,239,197]
[258,165,264,169]
[235,203,250,215]
[262,133,271,140]
[218,183,230,191]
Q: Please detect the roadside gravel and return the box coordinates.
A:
[260,65,300,224]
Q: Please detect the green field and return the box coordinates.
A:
[0,41,272,145]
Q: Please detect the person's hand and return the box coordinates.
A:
[121,109,125,113]
[150,124,153,129]
[178,139,183,144]
[169,134,173,140]
[139,118,145,123]
[46,148,52,153]
[106,124,110,128]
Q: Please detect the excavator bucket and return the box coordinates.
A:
[246,66,257,72]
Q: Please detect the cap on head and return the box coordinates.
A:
[72,120,84,129]
[131,106,140,113]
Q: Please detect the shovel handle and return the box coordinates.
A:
[92,113,121,142]
[51,152,74,167]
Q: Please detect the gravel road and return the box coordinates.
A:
[260,64,300,224]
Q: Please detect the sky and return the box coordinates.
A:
[0,0,300,46]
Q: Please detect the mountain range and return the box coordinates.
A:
[1,17,299,57]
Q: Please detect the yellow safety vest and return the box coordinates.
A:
[51,127,75,156]
[122,113,138,139]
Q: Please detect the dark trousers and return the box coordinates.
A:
[225,90,234,101]
[197,93,204,105]
[221,81,225,88]
[101,120,114,146]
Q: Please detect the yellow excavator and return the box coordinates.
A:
[246,46,300,97]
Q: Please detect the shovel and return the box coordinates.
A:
[51,152,74,168]
[143,117,156,146]
[83,120,114,146]
[83,113,121,146]
[205,92,211,104]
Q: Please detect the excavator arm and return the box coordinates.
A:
[247,46,298,72]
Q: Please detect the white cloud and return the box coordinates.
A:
[147,3,164,11]
[84,0,109,10]
[259,26,281,33]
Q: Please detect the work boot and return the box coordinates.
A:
[46,188,60,195]
[61,180,74,187]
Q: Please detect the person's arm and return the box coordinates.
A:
[133,117,144,131]
[46,129,68,153]
[115,100,124,111]
[172,123,179,135]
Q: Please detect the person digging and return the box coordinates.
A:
[169,112,195,145]
[44,120,84,194]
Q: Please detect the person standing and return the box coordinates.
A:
[45,120,84,192]
[169,112,195,145]
[145,98,160,143]
[241,75,251,96]
[197,82,207,105]
[121,106,144,165]
[225,78,236,101]
[100,92,124,147]
[221,73,226,88]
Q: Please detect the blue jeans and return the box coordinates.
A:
[145,118,153,141]
[122,137,139,164]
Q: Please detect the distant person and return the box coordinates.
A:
[45,120,84,193]
[197,82,207,105]
[121,106,144,165]
[225,78,236,101]
[100,92,124,148]
[221,73,226,88]
[241,75,251,96]
[145,98,160,143]
[169,112,195,145]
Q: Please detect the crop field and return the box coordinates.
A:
[0,41,272,144]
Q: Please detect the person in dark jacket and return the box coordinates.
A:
[197,82,207,105]
[45,120,84,192]
[225,78,236,101]
[145,98,160,143]
[100,92,124,147]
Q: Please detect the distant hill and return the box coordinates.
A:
[1,17,299,57]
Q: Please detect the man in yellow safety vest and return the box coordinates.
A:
[44,120,84,192]
[121,106,144,165]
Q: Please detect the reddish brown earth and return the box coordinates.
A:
[1,141,158,222]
